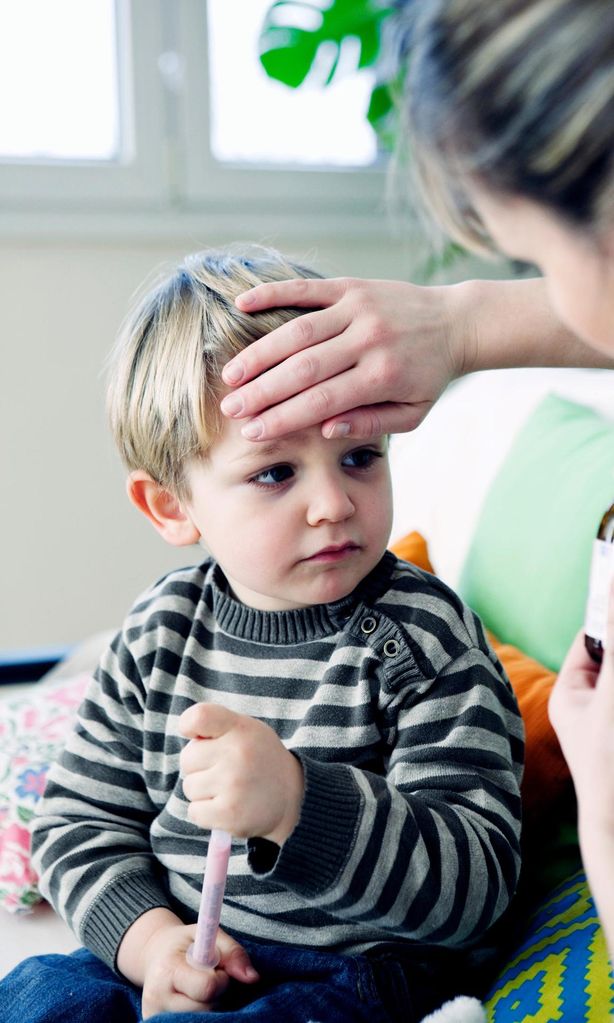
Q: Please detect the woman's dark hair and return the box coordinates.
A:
[404,0,614,252]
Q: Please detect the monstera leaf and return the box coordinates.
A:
[258,1,462,274]
[259,0,391,90]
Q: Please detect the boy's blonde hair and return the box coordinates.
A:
[403,0,614,255]
[107,245,323,497]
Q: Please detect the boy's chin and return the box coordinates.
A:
[237,576,358,612]
[302,568,368,607]
[228,555,382,611]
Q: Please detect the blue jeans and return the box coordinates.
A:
[0,940,449,1023]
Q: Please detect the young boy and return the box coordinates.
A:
[8,247,523,1023]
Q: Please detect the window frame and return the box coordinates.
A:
[0,0,173,210]
[0,0,391,239]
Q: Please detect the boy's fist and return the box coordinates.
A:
[179,703,304,844]
[141,923,258,1020]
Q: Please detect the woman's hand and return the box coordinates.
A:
[549,603,614,957]
[549,627,614,836]
[222,277,469,441]
[141,923,258,1020]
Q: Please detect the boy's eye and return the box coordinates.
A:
[250,464,294,487]
[342,447,383,470]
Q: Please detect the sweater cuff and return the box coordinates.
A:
[248,756,363,897]
[81,871,172,971]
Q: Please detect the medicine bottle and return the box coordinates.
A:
[585,502,614,663]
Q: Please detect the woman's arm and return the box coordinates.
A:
[223,276,613,441]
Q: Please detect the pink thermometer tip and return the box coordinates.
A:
[187,828,232,970]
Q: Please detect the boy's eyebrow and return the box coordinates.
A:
[231,442,287,464]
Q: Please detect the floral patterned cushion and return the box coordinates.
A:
[0,674,90,913]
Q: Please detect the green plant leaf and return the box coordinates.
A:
[366,81,392,126]
[418,242,467,282]
[258,0,464,278]
[259,0,390,89]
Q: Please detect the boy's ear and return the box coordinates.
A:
[126,471,200,547]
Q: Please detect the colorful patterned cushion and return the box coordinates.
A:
[484,871,614,1021]
[0,674,90,913]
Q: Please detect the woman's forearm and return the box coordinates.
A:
[452,276,614,374]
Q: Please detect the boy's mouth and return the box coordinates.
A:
[304,542,360,563]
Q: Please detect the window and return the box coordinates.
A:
[0,0,120,162]
[207,0,377,168]
[0,0,387,233]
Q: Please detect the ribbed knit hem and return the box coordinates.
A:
[249,756,363,897]
[80,871,172,971]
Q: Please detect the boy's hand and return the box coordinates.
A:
[141,923,258,1020]
[179,703,304,844]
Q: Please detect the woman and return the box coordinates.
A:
[221,0,614,957]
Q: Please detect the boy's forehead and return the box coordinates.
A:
[217,418,387,465]
[220,422,316,464]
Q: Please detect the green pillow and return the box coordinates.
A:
[484,871,613,1021]
[459,394,614,671]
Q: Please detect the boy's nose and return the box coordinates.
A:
[306,477,355,526]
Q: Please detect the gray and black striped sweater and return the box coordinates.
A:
[32,552,523,972]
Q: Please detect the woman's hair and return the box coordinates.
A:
[404,0,614,253]
[106,245,323,497]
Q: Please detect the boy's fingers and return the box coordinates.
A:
[181,768,214,801]
[179,703,238,739]
[174,961,230,1005]
[143,992,212,1019]
[217,931,260,983]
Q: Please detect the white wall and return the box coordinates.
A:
[2,226,449,649]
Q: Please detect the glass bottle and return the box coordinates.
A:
[585,502,614,663]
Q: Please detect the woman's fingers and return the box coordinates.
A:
[221,329,356,422]
[234,276,349,315]
[232,366,387,441]
[603,577,614,681]
[558,630,597,685]
[233,357,434,442]
[321,402,434,440]
[223,303,351,390]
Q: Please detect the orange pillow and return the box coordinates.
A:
[390,530,434,574]
[390,532,571,826]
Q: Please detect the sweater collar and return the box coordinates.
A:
[206,551,397,644]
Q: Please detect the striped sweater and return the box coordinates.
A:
[32,552,523,972]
